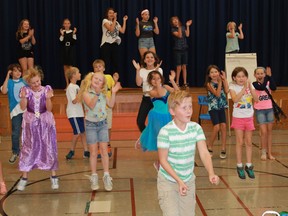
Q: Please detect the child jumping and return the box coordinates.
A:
[65,67,89,160]
[157,90,219,216]
[229,67,258,179]
[205,65,229,159]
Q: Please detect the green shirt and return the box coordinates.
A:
[157,120,206,182]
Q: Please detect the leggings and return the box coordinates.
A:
[137,96,153,132]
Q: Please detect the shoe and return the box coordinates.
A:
[103,174,113,191]
[220,151,227,159]
[245,165,255,179]
[50,176,59,190]
[261,153,267,161]
[108,143,112,158]
[83,151,90,158]
[90,174,99,191]
[135,137,141,150]
[9,153,18,164]
[65,150,74,160]
[17,178,28,191]
[236,166,246,179]
[182,83,189,89]
[208,149,213,157]
[0,182,7,195]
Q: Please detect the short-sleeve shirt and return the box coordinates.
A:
[157,120,206,183]
[138,21,155,38]
[66,83,84,118]
[229,83,254,118]
[140,68,163,96]
[225,32,240,53]
[100,19,121,46]
[171,26,188,51]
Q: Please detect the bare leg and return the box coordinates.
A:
[99,142,109,173]
[27,57,34,69]
[220,123,227,151]
[139,48,148,59]
[207,124,220,150]
[234,129,244,164]
[19,57,28,76]
[244,131,253,164]
[89,144,98,174]
[182,65,187,85]
[176,65,181,85]
[267,123,274,159]
[0,162,5,183]
[149,47,157,55]
[80,133,88,151]
[70,134,79,151]
[259,124,268,160]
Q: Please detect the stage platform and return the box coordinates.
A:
[1,87,288,141]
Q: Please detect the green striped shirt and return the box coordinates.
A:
[157,120,206,182]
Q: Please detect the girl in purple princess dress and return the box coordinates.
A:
[17,67,59,191]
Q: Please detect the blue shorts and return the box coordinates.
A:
[86,119,109,144]
[138,38,155,49]
[208,109,226,125]
[255,108,274,124]
[68,117,85,135]
[173,50,188,66]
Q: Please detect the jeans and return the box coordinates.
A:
[11,113,23,155]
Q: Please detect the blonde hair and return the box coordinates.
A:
[66,67,79,80]
[77,72,107,101]
[226,21,236,31]
[92,59,105,69]
[23,67,42,83]
[168,90,192,110]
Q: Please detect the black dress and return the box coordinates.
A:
[59,30,76,66]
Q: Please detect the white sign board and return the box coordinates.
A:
[225,53,257,84]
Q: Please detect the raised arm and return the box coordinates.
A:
[238,23,244,39]
[185,20,192,37]
[0,70,12,94]
[106,82,121,108]
[119,15,128,34]
[153,17,159,35]
[132,60,143,86]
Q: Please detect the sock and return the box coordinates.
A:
[237,163,243,168]
[104,172,110,176]
[21,177,28,181]
[246,163,252,168]
[51,175,58,179]
[92,173,98,176]
[261,149,267,155]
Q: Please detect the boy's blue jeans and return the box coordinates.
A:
[11,113,23,155]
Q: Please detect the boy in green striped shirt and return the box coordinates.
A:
[157,90,219,216]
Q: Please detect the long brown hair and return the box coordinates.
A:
[16,19,30,38]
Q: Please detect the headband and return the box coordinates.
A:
[141,9,149,15]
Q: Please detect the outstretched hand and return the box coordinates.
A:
[132,59,141,71]
[155,60,163,71]
[112,82,122,93]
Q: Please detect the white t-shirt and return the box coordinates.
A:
[140,68,163,96]
[66,83,84,118]
[100,19,121,47]
[229,83,254,118]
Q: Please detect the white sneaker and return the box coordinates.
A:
[103,174,113,191]
[17,178,28,191]
[50,177,59,190]
[9,153,18,164]
[90,174,99,191]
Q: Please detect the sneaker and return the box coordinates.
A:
[236,166,246,179]
[90,174,99,191]
[108,143,112,158]
[65,150,75,160]
[9,153,18,164]
[103,174,113,191]
[17,178,28,191]
[0,182,7,195]
[208,149,213,157]
[220,151,227,159]
[50,177,59,190]
[83,151,90,158]
[245,165,255,179]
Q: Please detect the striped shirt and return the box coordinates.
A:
[157,120,206,183]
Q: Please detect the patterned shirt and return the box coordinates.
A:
[157,120,206,183]
[207,82,228,111]
[84,89,107,122]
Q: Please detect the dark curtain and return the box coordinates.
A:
[0,0,287,88]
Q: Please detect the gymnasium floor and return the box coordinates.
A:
[0,130,288,216]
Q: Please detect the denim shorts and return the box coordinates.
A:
[173,50,188,66]
[255,108,274,124]
[138,37,155,49]
[85,119,109,144]
[209,109,226,125]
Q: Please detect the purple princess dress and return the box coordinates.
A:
[19,85,58,172]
